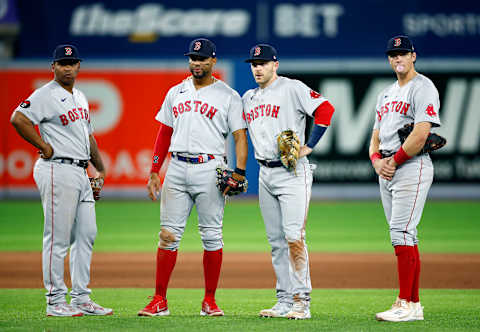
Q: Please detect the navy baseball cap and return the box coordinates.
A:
[386,35,415,55]
[245,44,278,63]
[185,38,216,58]
[53,44,82,62]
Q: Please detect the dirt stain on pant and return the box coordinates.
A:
[288,240,306,271]
[159,228,176,249]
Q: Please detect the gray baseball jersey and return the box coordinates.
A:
[15,80,92,160]
[374,73,441,152]
[156,77,245,155]
[243,76,328,160]
[14,79,97,305]
[242,76,331,304]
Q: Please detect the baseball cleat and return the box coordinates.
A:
[138,295,170,317]
[285,298,311,320]
[46,302,84,317]
[71,300,113,316]
[375,297,414,322]
[200,298,224,316]
[259,302,292,318]
[410,302,424,321]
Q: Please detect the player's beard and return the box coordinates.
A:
[190,67,208,79]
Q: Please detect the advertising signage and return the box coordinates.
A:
[14,0,480,58]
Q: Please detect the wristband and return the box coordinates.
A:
[370,152,381,165]
[234,167,246,176]
[393,146,411,166]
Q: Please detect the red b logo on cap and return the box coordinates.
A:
[65,47,72,56]
[394,38,401,47]
[194,41,201,51]
[254,47,261,56]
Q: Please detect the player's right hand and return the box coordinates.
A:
[373,157,396,181]
[38,143,54,159]
[147,172,161,201]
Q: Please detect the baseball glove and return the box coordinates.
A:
[89,177,104,201]
[397,123,447,154]
[215,166,248,196]
[277,129,300,173]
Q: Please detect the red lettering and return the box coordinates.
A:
[246,113,251,123]
[254,107,259,119]
[395,101,403,112]
[194,100,202,112]
[265,104,271,116]
[376,111,382,121]
[391,101,398,111]
[72,108,80,120]
[59,114,69,126]
[259,104,265,116]
[173,106,178,118]
[250,110,254,121]
[84,109,89,121]
[206,106,218,120]
[271,105,280,118]
[184,100,191,112]
[178,103,184,114]
[68,111,76,122]
[401,103,410,115]
[385,102,390,112]
[200,103,208,114]
[78,107,84,119]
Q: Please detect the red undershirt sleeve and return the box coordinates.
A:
[150,123,173,173]
[314,100,335,126]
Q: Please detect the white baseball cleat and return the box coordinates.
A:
[410,301,424,321]
[375,297,414,322]
[259,302,292,318]
[285,298,311,320]
[46,302,83,317]
[71,300,113,316]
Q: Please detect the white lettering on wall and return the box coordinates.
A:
[70,3,250,37]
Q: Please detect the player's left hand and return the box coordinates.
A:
[298,145,313,158]
[374,157,396,181]
[89,176,104,201]
[38,143,54,159]
[223,172,245,196]
[215,166,248,196]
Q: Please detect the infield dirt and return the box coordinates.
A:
[1,252,479,289]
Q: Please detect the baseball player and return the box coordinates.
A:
[242,44,335,320]
[369,35,441,322]
[137,38,248,317]
[9,44,112,317]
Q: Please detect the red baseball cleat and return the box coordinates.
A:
[138,295,170,316]
[200,298,224,316]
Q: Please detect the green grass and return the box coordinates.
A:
[0,288,479,331]
[0,200,479,253]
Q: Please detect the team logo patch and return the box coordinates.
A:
[310,90,321,99]
[394,38,401,47]
[254,46,261,56]
[194,41,201,51]
[65,47,72,56]
[20,100,31,108]
[425,104,437,117]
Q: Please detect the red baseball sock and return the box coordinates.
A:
[155,248,178,297]
[394,245,416,302]
[203,248,223,300]
[411,244,421,302]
